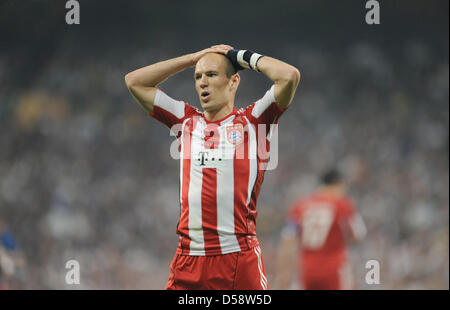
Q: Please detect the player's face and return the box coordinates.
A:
[195,53,236,113]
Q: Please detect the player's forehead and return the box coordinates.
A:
[194,53,226,75]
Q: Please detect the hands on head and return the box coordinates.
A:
[192,44,234,64]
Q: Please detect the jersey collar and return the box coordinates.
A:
[202,107,237,125]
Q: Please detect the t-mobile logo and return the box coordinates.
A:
[169,121,279,171]
[195,151,225,168]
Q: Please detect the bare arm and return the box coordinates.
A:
[257,56,301,109]
[212,44,301,109]
[275,233,297,289]
[341,213,367,244]
[124,47,226,113]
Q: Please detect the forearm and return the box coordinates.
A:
[275,236,296,289]
[224,47,301,108]
[257,56,300,85]
[125,53,195,87]
[258,56,300,108]
[124,46,228,113]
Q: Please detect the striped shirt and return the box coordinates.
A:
[150,85,286,256]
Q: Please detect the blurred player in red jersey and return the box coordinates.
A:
[125,45,300,289]
[276,169,366,290]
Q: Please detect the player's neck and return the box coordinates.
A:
[204,103,234,122]
[317,186,344,198]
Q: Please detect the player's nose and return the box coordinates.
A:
[199,75,208,87]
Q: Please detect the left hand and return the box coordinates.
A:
[210,44,234,55]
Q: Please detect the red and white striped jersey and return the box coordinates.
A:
[286,192,366,275]
[150,85,286,256]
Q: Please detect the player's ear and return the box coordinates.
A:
[229,73,240,91]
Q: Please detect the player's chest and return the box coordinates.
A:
[182,120,254,169]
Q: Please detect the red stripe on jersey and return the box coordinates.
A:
[201,167,221,255]
[233,119,251,250]
[178,119,194,254]
[247,168,265,236]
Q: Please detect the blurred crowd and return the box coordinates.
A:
[0,37,448,289]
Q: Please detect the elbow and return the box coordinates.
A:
[278,67,301,88]
[289,67,301,87]
[124,72,137,89]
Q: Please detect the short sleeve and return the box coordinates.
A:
[339,197,366,240]
[150,89,199,132]
[245,85,288,127]
[339,197,356,220]
[282,200,303,237]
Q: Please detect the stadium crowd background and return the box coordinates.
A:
[0,0,448,289]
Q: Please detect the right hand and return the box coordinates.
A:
[191,44,234,64]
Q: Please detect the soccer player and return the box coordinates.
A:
[124,44,300,289]
[276,169,366,290]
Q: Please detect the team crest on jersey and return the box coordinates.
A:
[226,124,244,145]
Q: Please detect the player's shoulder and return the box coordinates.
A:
[338,195,355,206]
[236,106,247,114]
[335,195,356,215]
[232,106,254,124]
[290,196,310,211]
[184,104,204,120]
[236,87,273,112]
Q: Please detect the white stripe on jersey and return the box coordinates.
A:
[188,121,205,255]
[216,124,240,254]
[155,89,185,119]
[179,118,189,206]
[251,85,276,119]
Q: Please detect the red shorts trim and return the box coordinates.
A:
[166,246,268,290]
